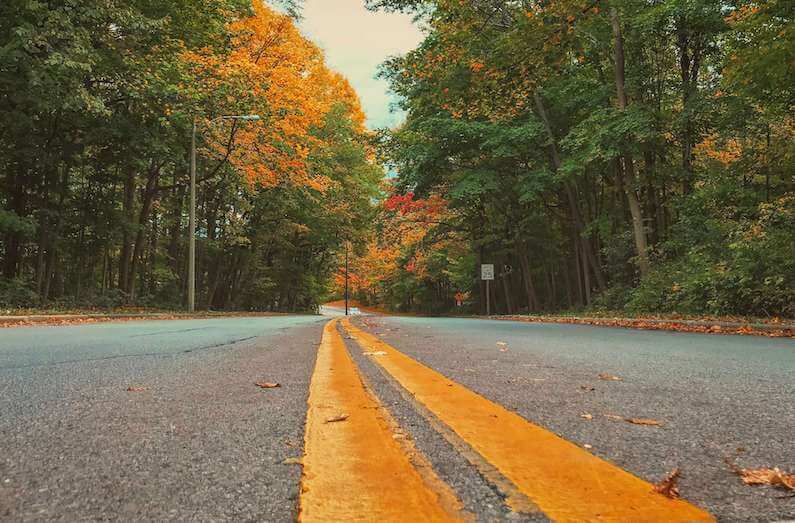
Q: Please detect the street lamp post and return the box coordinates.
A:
[188,115,260,312]
[344,242,349,316]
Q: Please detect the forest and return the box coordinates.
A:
[1,0,792,318]
[0,0,380,312]
[346,0,794,318]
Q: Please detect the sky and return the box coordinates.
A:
[299,0,424,130]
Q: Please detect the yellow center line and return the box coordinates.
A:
[342,318,715,523]
[299,319,463,522]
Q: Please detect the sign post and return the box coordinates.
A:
[481,264,494,316]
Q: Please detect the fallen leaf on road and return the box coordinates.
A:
[580,385,595,392]
[363,351,387,356]
[282,457,303,465]
[727,460,795,492]
[654,468,681,499]
[126,386,147,392]
[496,341,508,352]
[583,444,593,449]
[580,413,594,420]
[255,382,281,389]
[325,413,349,423]
[626,417,663,427]
[599,373,623,381]
[604,414,624,421]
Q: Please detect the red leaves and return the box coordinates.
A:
[383,192,448,217]
[384,192,416,212]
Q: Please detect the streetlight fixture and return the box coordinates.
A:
[188,114,260,312]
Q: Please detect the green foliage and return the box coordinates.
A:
[0,1,379,312]
[368,0,794,319]
[629,195,795,317]
[0,278,38,308]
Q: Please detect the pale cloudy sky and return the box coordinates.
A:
[299,1,424,129]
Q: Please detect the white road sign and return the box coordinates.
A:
[481,264,495,280]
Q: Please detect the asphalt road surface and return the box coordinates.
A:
[1,313,793,521]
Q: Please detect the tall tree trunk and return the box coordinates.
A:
[534,91,607,290]
[119,169,135,292]
[128,165,160,302]
[677,20,702,195]
[610,7,651,277]
[3,171,26,278]
[517,247,538,312]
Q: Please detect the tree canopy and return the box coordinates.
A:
[0,0,380,311]
[349,0,794,318]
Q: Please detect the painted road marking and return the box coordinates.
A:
[299,319,462,522]
[342,318,715,523]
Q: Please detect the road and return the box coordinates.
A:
[1,314,793,521]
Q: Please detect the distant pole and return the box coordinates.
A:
[188,119,197,313]
[486,280,490,316]
[186,114,259,312]
[344,242,349,316]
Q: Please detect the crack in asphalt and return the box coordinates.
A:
[128,327,214,337]
[0,336,259,371]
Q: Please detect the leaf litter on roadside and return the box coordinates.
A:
[598,373,623,381]
[654,468,681,499]
[255,381,281,389]
[726,457,795,493]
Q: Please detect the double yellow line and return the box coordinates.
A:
[299,318,714,522]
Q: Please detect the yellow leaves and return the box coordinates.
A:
[181,1,366,192]
[694,134,743,166]
[469,61,485,73]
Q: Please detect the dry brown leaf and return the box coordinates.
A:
[255,382,281,389]
[580,413,594,420]
[282,457,303,465]
[325,413,349,423]
[496,342,508,352]
[126,386,147,392]
[736,467,795,492]
[626,417,663,427]
[654,468,681,499]
[599,373,623,381]
[580,385,595,392]
[604,414,624,421]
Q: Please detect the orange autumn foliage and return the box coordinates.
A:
[182,1,366,190]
